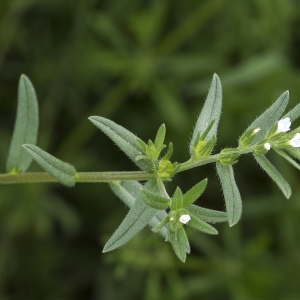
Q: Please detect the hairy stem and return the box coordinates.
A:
[157,179,170,198]
[0,146,255,184]
[0,171,153,184]
[178,146,254,172]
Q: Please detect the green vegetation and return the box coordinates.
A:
[1,0,300,299]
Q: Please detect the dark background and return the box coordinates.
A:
[1,0,300,299]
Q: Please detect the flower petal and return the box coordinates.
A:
[277,117,291,133]
[179,214,191,224]
[264,143,271,150]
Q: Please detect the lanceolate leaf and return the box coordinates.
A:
[109,181,137,207]
[170,187,183,210]
[186,204,227,223]
[253,154,291,198]
[188,215,218,235]
[286,147,300,161]
[88,116,151,171]
[275,149,300,172]
[109,181,190,254]
[6,75,39,173]
[103,180,159,253]
[103,197,158,252]
[109,180,169,238]
[190,74,222,154]
[283,102,300,122]
[168,227,188,263]
[154,124,166,148]
[243,91,289,145]
[183,179,207,207]
[22,144,76,187]
[151,215,169,233]
[216,163,242,226]
[141,189,170,210]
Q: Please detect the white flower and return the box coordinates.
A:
[264,143,271,150]
[277,117,291,133]
[179,214,191,224]
[289,133,300,147]
[253,128,261,134]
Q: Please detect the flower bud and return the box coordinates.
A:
[218,148,240,165]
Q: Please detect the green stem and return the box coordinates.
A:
[178,154,219,172]
[75,172,152,183]
[0,146,256,184]
[0,171,153,184]
[178,146,254,172]
[157,179,170,198]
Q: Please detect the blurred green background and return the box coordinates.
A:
[1,0,300,299]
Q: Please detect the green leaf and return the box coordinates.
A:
[275,149,300,172]
[6,75,39,173]
[283,102,300,122]
[199,120,215,141]
[188,215,218,235]
[136,138,148,153]
[154,124,166,149]
[88,116,152,171]
[109,181,190,253]
[216,163,242,226]
[22,144,76,187]
[103,180,159,252]
[196,136,217,158]
[110,181,168,238]
[183,179,207,207]
[286,147,300,160]
[253,154,291,198]
[162,142,173,160]
[168,227,188,263]
[109,181,138,208]
[141,189,170,210]
[190,74,222,154]
[243,91,289,145]
[171,187,183,210]
[186,204,227,223]
[148,210,169,238]
[151,215,169,233]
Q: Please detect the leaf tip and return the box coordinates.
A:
[88,116,96,122]
[282,90,289,100]
[102,246,109,253]
[229,221,238,227]
[213,73,220,79]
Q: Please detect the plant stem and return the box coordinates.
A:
[178,146,254,172]
[0,171,153,184]
[157,179,170,198]
[178,154,219,172]
[0,147,255,184]
[75,172,152,182]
